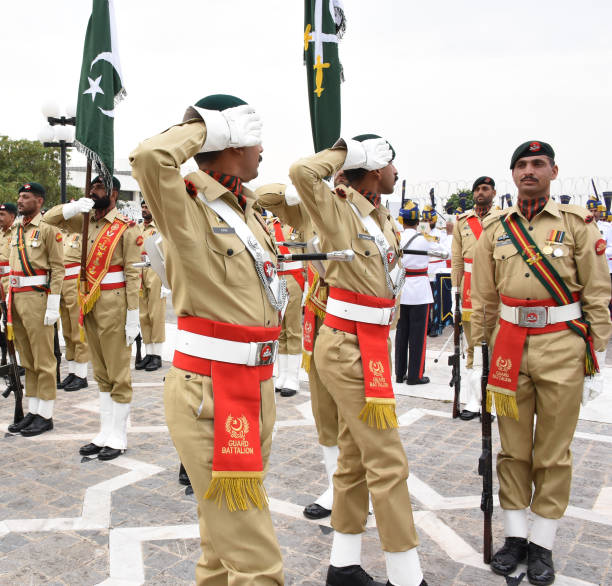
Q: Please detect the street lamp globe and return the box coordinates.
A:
[37,125,55,143]
[55,124,74,142]
[41,100,61,119]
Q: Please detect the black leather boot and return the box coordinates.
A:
[178,463,191,486]
[135,354,151,370]
[79,442,103,456]
[303,502,331,519]
[326,565,385,586]
[7,412,35,433]
[57,373,75,389]
[491,537,528,576]
[527,542,555,585]
[20,414,53,437]
[145,355,162,371]
[64,376,88,392]
[405,376,430,385]
[98,446,124,461]
[459,409,479,420]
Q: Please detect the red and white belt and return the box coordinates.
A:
[64,262,80,280]
[0,262,9,276]
[100,265,126,290]
[325,287,395,327]
[500,300,581,327]
[9,269,48,292]
[405,268,429,278]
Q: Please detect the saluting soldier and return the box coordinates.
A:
[290,135,427,586]
[5,183,64,436]
[471,141,611,585]
[57,229,90,391]
[451,176,496,420]
[267,215,305,397]
[43,175,141,460]
[130,94,284,584]
[255,181,340,520]
[135,199,169,372]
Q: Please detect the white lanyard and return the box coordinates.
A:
[198,195,288,313]
[348,202,404,296]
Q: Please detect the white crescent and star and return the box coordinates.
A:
[81,52,124,118]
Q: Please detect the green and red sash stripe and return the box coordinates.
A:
[500,213,598,374]
[204,170,246,211]
[16,224,49,293]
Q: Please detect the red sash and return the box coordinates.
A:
[302,265,327,371]
[174,316,280,511]
[461,258,474,317]
[324,287,397,429]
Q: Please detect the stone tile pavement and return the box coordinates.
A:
[0,326,610,585]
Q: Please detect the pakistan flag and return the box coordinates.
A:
[75,0,126,185]
[304,0,345,152]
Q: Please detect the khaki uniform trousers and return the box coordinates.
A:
[139,268,166,344]
[12,291,56,401]
[496,328,584,519]
[278,276,302,355]
[164,366,284,585]
[60,278,89,363]
[309,315,339,447]
[84,288,132,403]
[315,325,419,552]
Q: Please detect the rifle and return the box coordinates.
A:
[0,283,24,425]
[53,324,61,385]
[0,329,6,366]
[591,178,600,200]
[135,333,143,365]
[429,187,435,209]
[478,339,493,563]
[448,291,462,418]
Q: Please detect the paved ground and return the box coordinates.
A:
[0,325,610,585]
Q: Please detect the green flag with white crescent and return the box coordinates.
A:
[304,0,345,152]
[75,0,126,186]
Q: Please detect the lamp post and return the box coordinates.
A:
[38,101,76,204]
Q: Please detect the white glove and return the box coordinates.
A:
[43,294,61,326]
[451,286,458,315]
[582,351,607,406]
[125,308,140,346]
[341,138,392,171]
[160,285,171,299]
[63,198,94,220]
[194,104,262,152]
[285,184,301,206]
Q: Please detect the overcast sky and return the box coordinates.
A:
[2,0,611,205]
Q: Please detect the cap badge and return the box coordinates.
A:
[529,142,541,152]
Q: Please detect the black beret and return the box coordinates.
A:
[352,133,396,161]
[195,94,247,111]
[0,202,17,214]
[18,182,45,198]
[472,176,495,191]
[510,141,555,169]
[92,175,121,191]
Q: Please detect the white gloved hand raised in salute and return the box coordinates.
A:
[192,104,263,152]
[338,137,393,171]
[63,198,94,220]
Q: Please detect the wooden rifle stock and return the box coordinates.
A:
[478,339,493,563]
[0,283,24,424]
[448,291,462,418]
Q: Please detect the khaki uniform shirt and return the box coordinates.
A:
[9,213,64,295]
[0,225,13,264]
[129,120,280,328]
[451,209,492,288]
[471,200,612,352]
[42,207,141,311]
[289,149,401,300]
[63,231,83,264]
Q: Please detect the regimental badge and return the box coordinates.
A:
[136,235,144,246]
[529,141,541,152]
[336,187,346,199]
[263,260,275,280]
[225,414,249,440]
[24,184,31,190]
[585,214,594,224]
[259,343,274,364]
[55,232,62,242]
[386,250,395,265]
[496,356,512,373]
[596,238,607,255]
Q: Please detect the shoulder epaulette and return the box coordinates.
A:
[456,211,471,220]
[482,210,507,229]
[558,204,590,220]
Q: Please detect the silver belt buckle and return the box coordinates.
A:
[517,306,547,328]
[254,340,278,366]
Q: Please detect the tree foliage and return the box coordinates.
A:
[0,136,82,208]
[444,189,474,214]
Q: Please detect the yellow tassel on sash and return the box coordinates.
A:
[301,351,311,373]
[204,472,268,512]
[6,324,14,341]
[358,399,398,429]
[487,388,519,421]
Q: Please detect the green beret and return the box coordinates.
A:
[92,175,121,191]
[0,202,17,214]
[352,133,396,161]
[510,141,555,169]
[472,176,495,191]
[18,182,45,198]
[195,94,247,111]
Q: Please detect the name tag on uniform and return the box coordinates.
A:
[358,233,374,241]
[212,227,236,234]
[496,234,511,247]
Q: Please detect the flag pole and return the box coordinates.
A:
[80,160,91,291]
